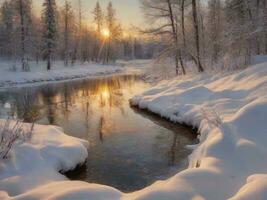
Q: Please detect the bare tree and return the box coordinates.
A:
[141,0,186,75]
[192,0,204,72]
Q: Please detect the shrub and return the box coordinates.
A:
[0,118,34,159]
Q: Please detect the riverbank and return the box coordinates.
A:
[0,60,267,199]
[130,61,267,199]
[0,60,151,89]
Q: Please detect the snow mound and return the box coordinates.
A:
[0,123,89,198]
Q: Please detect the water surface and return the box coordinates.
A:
[0,75,197,192]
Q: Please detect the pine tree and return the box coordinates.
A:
[42,0,57,71]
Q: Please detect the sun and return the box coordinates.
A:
[101,29,110,38]
[102,90,109,99]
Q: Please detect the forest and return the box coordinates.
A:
[0,0,266,73]
[0,0,154,71]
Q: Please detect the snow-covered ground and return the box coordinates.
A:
[0,122,89,200]
[130,61,267,199]
[1,59,267,199]
[0,60,150,88]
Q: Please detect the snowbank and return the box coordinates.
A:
[1,61,267,199]
[0,60,150,88]
[130,62,267,199]
[0,122,89,199]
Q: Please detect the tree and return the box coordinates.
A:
[0,1,14,58]
[62,0,73,66]
[104,2,121,64]
[16,0,32,71]
[192,0,204,72]
[225,0,251,66]
[207,0,223,65]
[92,1,103,62]
[42,0,57,71]
[141,0,186,75]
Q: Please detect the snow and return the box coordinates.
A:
[130,61,267,199]
[1,60,267,199]
[0,60,150,88]
[0,122,89,199]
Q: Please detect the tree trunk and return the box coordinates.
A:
[19,0,26,71]
[47,52,51,70]
[192,0,204,72]
[179,50,186,75]
[64,3,69,66]
[181,0,186,48]
[167,0,186,75]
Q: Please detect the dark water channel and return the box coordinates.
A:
[0,75,197,192]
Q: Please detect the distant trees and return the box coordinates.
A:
[0,0,266,74]
[224,0,267,67]
[0,1,14,58]
[0,0,33,71]
[0,0,153,70]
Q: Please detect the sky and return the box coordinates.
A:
[34,0,143,27]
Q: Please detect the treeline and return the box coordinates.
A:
[141,0,267,75]
[0,0,154,71]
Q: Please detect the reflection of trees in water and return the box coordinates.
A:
[0,74,141,132]
[41,87,59,124]
[131,107,197,167]
[168,133,180,166]
[10,90,40,123]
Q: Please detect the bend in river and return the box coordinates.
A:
[0,75,198,192]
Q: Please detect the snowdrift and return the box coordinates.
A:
[130,62,267,199]
[1,61,267,199]
[0,123,90,200]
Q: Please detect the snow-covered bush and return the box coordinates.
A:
[0,119,34,159]
[200,107,222,128]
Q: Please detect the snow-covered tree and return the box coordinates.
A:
[15,0,32,71]
[92,1,103,62]
[141,0,186,75]
[104,2,122,64]
[207,0,223,65]
[0,1,14,58]
[42,0,57,70]
[62,0,73,66]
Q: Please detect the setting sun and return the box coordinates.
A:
[101,29,110,38]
